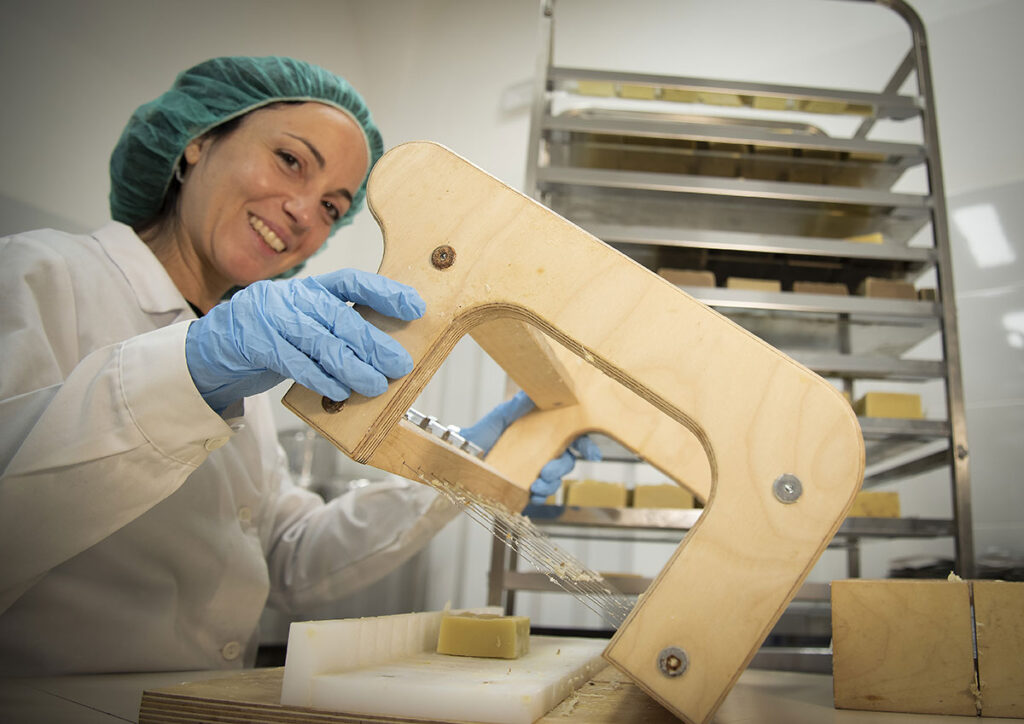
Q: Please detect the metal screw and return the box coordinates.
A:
[321,396,346,414]
[772,474,803,504]
[657,647,688,678]
[431,245,456,269]
[956,445,968,460]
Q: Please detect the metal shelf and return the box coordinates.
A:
[548,66,922,120]
[586,223,936,265]
[501,2,976,637]
[787,352,945,381]
[545,113,925,160]
[545,184,930,243]
[521,504,955,540]
[538,166,930,208]
[681,286,937,318]
[546,112,924,191]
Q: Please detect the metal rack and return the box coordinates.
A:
[489,0,974,648]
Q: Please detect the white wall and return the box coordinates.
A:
[2,0,1021,631]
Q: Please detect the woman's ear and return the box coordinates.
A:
[183,138,205,166]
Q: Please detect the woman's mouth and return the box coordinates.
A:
[248,214,286,253]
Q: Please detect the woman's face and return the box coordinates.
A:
[178,102,370,290]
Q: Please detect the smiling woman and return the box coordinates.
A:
[0,55,590,678]
[0,56,462,677]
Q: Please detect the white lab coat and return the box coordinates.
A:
[0,222,459,675]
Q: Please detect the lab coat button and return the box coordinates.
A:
[204,436,229,451]
[221,641,241,661]
[237,506,252,524]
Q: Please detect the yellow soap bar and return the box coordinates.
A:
[793,281,849,296]
[436,613,530,659]
[576,80,616,97]
[620,84,657,100]
[657,268,716,287]
[848,491,901,518]
[853,392,923,419]
[699,91,744,107]
[846,232,884,244]
[661,88,700,103]
[726,276,782,292]
[565,479,628,508]
[633,484,694,509]
[752,95,788,110]
[858,277,916,300]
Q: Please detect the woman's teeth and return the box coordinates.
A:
[248,215,285,252]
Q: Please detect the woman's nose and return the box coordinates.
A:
[282,193,316,231]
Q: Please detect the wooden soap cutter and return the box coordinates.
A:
[283,142,865,724]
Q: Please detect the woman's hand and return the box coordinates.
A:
[185,269,425,413]
[461,391,602,504]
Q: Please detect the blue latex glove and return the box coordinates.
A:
[185,269,425,413]
[461,391,603,504]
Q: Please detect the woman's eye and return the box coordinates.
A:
[322,200,340,222]
[277,151,300,170]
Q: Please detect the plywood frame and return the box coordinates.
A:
[283,142,864,724]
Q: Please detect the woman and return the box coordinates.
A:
[0,56,596,675]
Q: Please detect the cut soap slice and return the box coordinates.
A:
[437,613,530,659]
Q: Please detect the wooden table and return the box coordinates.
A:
[0,664,1009,723]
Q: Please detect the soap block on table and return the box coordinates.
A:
[832,579,978,717]
[974,581,1024,717]
[437,613,530,659]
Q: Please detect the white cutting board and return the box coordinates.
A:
[281,610,607,724]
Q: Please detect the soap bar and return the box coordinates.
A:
[853,392,922,419]
[857,277,916,300]
[565,479,628,508]
[633,484,694,509]
[657,268,716,287]
[793,281,849,296]
[726,276,782,292]
[847,491,900,518]
[436,613,530,659]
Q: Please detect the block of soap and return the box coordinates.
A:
[661,87,699,103]
[847,491,900,518]
[793,281,849,296]
[657,268,716,287]
[576,80,615,97]
[853,392,922,419]
[846,232,884,244]
[857,277,916,300]
[726,276,782,292]
[633,484,694,509]
[974,581,1024,717]
[436,613,530,659]
[565,479,628,508]
[832,580,978,716]
[620,84,657,100]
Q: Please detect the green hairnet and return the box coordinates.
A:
[109,56,383,238]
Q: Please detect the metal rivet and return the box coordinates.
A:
[956,444,968,460]
[772,474,803,504]
[431,245,456,269]
[321,396,346,414]
[657,647,688,678]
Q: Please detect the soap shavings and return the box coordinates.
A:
[410,466,634,628]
